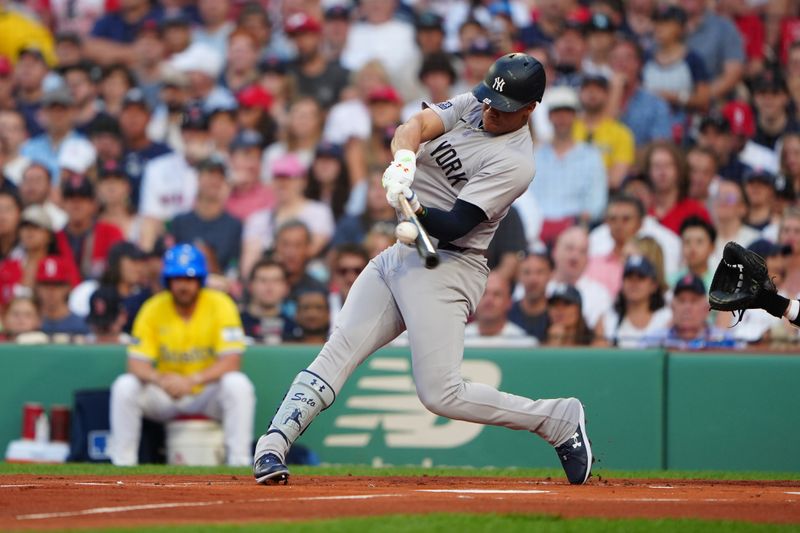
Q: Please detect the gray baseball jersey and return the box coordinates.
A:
[414,92,535,249]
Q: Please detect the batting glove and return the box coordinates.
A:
[381,149,416,190]
[386,183,420,213]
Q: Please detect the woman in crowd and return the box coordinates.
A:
[305,142,365,220]
[97,241,152,333]
[236,84,278,147]
[602,255,671,348]
[261,97,323,182]
[250,153,334,258]
[545,284,604,347]
[96,160,140,242]
[100,64,136,117]
[224,29,261,93]
[642,140,710,234]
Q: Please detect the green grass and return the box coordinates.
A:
[42,514,800,533]
[2,462,799,481]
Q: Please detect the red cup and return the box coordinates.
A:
[21,403,44,440]
[50,405,70,443]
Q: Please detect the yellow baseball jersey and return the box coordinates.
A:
[128,288,246,380]
[573,117,635,172]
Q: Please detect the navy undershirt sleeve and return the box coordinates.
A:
[419,199,488,243]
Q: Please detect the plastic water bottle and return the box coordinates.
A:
[34,412,50,443]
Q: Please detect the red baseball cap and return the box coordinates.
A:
[722,101,755,138]
[237,84,274,111]
[36,256,73,285]
[0,55,12,76]
[367,85,402,105]
[284,13,322,35]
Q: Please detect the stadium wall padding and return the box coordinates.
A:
[0,345,795,471]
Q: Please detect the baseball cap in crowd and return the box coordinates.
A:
[562,18,587,35]
[743,168,777,187]
[722,101,755,138]
[237,84,273,111]
[160,12,192,30]
[752,75,787,95]
[673,273,705,296]
[57,138,96,174]
[87,286,124,329]
[180,103,208,130]
[171,42,224,79]
[623,255,657,279]
[272,154,306,179]
[97,158,128,180]
[367,85,402,105]
[122,88,150,111]
[548,283,583,306]
[36,256,73,285]
[61,173,95,199]
[581,74,609,90]
[588,12,617,33]
[653,5,688,25]
[416,11,444,31]
[315,141,344,159]
[196,154,228,176]
[465,38,497,57]
[547,86,580,112]
[747,239,783,258]
[20,205,54,232]
[17,45,47,63]
[0,55,12,76]
[55,31,82,46]
[230,129,263,152]
[419,52,457,83]
[41,86,74,107]
[87,113,122,138]
[324,4,351,20]
[107,240,146,264]
[160,64,190,88]
[699,114,730,134]
[258,56,289,75]
[284,12,322,35]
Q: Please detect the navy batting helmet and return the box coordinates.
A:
[161,243,208,288]
[472,53,546,112]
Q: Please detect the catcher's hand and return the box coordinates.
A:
[709,241,784,322]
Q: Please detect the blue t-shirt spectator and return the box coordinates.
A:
[91,7,162,44]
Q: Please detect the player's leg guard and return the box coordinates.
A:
[254,370,336,463]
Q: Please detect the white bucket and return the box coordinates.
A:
[166,419,225,466]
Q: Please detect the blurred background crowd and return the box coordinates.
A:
[0,0,799,349]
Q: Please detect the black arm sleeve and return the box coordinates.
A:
[418,199,488,243]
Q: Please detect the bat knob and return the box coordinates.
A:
[424,255,440,269]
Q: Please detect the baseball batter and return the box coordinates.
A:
[253,54,593,485]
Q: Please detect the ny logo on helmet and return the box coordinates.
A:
[492,77,506,93]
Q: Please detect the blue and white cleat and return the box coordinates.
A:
[554,401,593,485]
[253,453,290,485]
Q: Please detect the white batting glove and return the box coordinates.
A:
[386,183,420,213]
[381,149,416,190]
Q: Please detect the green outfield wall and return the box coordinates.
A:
[0,345,797,471]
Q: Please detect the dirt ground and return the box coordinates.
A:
[1,474,799,530]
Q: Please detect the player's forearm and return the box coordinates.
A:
[127,357,160,384]
[419,199,487,243]
[391,117,424,154]
[189,354,242,387]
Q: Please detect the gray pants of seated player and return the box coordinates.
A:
[255,243,580,460]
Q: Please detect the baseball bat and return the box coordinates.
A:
[398,194,440,269]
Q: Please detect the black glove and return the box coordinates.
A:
[708,241,788,322]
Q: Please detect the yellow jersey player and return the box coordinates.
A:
[109,244,255,466]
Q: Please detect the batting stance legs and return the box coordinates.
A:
[254,244,586,482]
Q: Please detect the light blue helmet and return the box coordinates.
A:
[161,243,208,287]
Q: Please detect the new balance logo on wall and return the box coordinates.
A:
[323,357,502,448]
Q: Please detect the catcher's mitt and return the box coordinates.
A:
[709,241,783,323]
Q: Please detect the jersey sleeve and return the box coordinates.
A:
[214,293,246,357]
[686,52,710,84]
[128,299,158,361]
[423,93,479,132]
[456,154,533,220]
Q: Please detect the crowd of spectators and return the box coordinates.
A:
[1,0,800,350]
